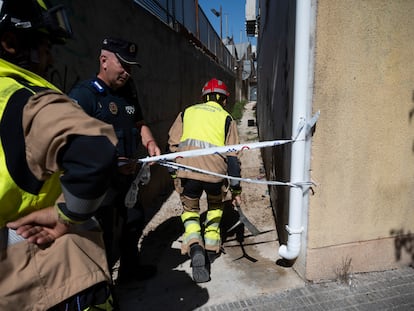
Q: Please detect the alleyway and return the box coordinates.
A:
[116,101,305,310]
[115,102,414,311]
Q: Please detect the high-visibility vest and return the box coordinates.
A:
[0,59,62,227]
[180,101,230,147]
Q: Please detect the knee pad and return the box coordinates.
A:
[207,193,224,210]
[180,195,200,212]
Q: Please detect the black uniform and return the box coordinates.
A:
[69,77,143,158]
[69,77,146,275]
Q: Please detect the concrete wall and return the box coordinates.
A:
[51,0,235,214]
[309,0,414,281]
[257,0,414,281]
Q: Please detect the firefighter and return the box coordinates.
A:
[168,78,242,283]
[0,0,119,310]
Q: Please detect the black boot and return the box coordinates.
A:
[206,250,221,264]
[189,244,210,283]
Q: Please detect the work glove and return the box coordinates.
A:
[230,186,242,206]
[169,170,183,194]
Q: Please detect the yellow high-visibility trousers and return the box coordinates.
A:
[204,208,223,252]
[181,211,203,254]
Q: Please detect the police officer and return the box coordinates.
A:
[168,78,242,283]
[0,0,119,310]
[69,37,161,284]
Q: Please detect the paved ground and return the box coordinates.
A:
[116,222,414,310]
[116,101,414,310]
[195,267,414,311]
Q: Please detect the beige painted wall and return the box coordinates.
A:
[308,0,414,280]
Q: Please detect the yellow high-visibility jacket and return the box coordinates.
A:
[168,100,240,183]
[0,59,62,227]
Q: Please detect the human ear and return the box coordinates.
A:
[0,31,18,55]
[100,54,108,69]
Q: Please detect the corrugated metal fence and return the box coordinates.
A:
[133,0,234,71]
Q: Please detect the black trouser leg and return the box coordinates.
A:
[116,206,157,283]
[119,207,144,267]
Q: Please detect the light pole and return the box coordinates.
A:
[224,13,228,39]
[211,5,222,41]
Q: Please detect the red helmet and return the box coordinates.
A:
[201,78,230,97]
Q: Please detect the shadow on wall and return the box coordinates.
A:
[390,228,414,267]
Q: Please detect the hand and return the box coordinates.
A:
[146,141,161,165]
[232,194,242,207]
[6,206,70,245]
[148,143,161,157]
[173,176,183,194]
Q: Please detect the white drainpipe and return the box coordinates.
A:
[278,0,312,260]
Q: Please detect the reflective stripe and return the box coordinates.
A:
[183,232,203,245]
[0,228,26,250]
[204,236,221,248]
[179,139,217,149]
[8,229,26,246]
[60,185,106,221]
[0,218,101,252]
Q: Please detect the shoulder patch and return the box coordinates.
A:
[91,80,105,93]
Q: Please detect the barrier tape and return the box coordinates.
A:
[137,138,296,164]
[159,161,313,188]
[126,111,320,207]
[125,140,313,208]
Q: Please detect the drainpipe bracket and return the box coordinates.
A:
[292,111,321,140]
[292,118,306,140]
[305,111,320,137]
[285,225,304,235]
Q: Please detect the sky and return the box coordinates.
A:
[198,0,257,47]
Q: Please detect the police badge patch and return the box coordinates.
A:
[129,44,136,54]
[125,105,135,114]
[109,102,118,115]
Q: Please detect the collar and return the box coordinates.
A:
[205,100,225,110]
[0,58,60,92]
